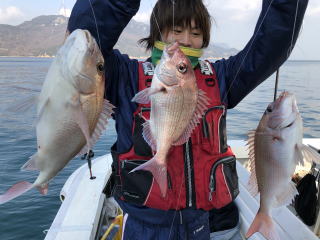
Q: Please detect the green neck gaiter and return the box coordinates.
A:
[151,41,203,68]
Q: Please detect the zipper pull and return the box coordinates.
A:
[121,160,125,169]
[202,116,209,139]
[208,175,215,201]
[209,190,213,201]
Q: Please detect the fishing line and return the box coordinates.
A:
[168,171,184,239]
[273,69,280,101]
[172,0,175,43]
[274,0,300,101]
[221,0,275,105]
[146,1,187,237]
[88,0,102,50]
[149,0,164,42]
[288,0,300,59]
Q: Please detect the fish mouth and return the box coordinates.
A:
[267,91,299,129]
[81,30,100,57]
[60,29,103,90]
[166,42,180,55]
[83,30,92,46]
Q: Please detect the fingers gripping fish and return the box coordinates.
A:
[131,42,209,197]
[0,29,114,204]
[246,91,320,240]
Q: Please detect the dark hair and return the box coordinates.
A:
[139,0,211,50]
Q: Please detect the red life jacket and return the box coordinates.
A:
[113,60,239,211]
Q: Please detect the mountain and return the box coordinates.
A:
[0,15,238,58]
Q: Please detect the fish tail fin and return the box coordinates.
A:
[246,211,280,240]
[0,181,33,204]
[130,157,168,198]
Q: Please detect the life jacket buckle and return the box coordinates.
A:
[205,78,215,87]
[199,60,213,76]
[142,62,154,76]
[145,78,152,88]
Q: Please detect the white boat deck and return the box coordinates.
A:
[44,139,320,240]
[44,154,113,240]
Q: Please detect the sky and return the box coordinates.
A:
[0,0,319,60]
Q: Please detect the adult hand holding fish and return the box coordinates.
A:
[0,29,114,205]
[246,91,320,240]
[131,42,209,197]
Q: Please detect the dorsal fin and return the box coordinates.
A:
[246,130,259,196]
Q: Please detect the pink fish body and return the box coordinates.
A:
[0,29,114,204]
[131,43,209,197]
[246,91,320,240]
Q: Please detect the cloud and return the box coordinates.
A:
[59,8,72,17]
[306,0,320,16]
[219,0,260,11]
[204,0,260,22]
[0,6,24,24]
[306,6,320,17]
[133,12,150,23]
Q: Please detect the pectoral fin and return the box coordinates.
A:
[7,95,38,113]
[132,88,162,104]
[21,154,38,171]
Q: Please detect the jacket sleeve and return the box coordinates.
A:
[213,0,309,109]
[67,0,140,58]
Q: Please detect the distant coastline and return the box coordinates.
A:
[0,55,54,58]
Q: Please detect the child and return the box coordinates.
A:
[68,0,308,239]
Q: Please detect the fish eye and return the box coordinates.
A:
[177,62,187,74]
[96,62,104,73]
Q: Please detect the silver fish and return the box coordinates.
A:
[131,42,209,197]
[246,91,320,240]
[0,29,114,204]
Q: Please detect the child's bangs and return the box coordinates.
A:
[162,1,204,31]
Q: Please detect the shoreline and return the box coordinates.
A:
[0,55,54,58]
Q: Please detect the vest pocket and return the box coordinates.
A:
[120,160,153,205]
[132,107,153,157]
[222,158,239,200]
[200,105,226,154]
[119,159,173,207]
[207,156,239,208]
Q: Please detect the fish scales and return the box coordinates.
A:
[0,29,114,204]
[151,88,196,144]
[246,91,320,240]
[131,42,209,197]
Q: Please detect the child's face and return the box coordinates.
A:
[162,19,204,49]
